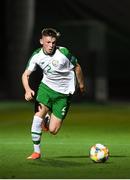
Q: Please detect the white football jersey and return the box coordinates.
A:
[26,46,78,95]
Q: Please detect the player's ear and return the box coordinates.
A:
[40,38,43,45]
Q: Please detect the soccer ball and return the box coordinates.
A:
[89,143,109,163]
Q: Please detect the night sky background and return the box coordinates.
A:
[0,0,130,102]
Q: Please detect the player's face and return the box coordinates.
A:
[40,36,57,55]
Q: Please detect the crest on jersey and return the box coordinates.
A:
[52,59,59,67]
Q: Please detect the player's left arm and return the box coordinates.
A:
[74,63,86,94]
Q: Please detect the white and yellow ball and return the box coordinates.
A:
[89,143,109,163]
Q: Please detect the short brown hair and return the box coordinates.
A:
[41,28,61,39]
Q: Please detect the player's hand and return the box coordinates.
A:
[25,89,35,101]
[76,86,86,96]
[79,85,87,96]
[80,86,86,94]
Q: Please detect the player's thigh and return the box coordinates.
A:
[49,113,62,134]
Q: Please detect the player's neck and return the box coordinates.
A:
[42,47,56,56]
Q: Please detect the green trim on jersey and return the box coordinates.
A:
[59,47,78,66]
[26,48,41,69]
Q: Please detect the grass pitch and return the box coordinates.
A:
[0,101,130,179]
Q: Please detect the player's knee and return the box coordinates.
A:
[49,127,58,135]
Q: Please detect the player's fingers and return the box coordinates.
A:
[31,90,35,96]
[25,94,33,101]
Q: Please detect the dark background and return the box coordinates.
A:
[1,0,130,102]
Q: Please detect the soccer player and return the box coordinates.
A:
[22,28,86,160]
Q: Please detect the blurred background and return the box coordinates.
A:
[1,0,130,103]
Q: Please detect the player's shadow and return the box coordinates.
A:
[28,155,127,167]
[29,155,88,168]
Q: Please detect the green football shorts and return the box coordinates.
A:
[36,82,72,120]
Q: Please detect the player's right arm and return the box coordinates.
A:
[22,69,35,101]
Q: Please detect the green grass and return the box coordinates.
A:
[0,101,130,179]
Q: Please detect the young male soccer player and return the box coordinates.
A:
[22,28,86,159]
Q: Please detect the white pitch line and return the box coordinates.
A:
[0,142,130,146]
